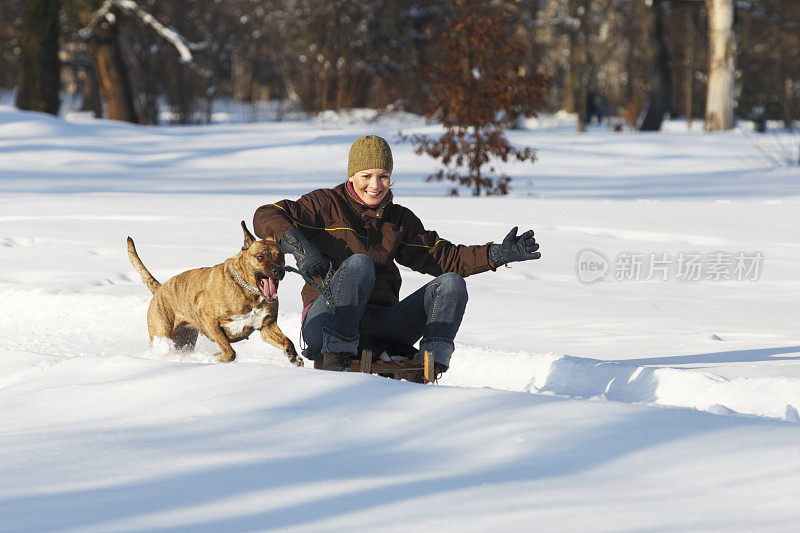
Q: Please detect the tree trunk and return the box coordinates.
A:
[318,66,329,112]
[336,57,348,110]
[565,31,578,114]
[623,5,638,108]
[577,83,588,133]
[88,17,139,123]
[780,44,795,132]
[684,9,696,130]
[276,58,301,106]
[15,0,61,115]
[232,52,254,101]
[79,65,102,117]
[781,79,795,132]
[704,0,736,131]
[640,0,672,131]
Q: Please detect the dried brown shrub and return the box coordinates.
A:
[402,0,549,195]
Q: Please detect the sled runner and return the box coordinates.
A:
[311,348,436,383]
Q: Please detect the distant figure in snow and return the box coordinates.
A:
[587,91,607,125]
[253,135,540,377]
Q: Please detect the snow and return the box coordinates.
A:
[1,105,799,530]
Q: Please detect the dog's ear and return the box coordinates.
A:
[241,221,256,250]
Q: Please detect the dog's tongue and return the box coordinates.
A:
[260,278,278,301]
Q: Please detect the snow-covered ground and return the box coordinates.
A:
[1,105,799,531]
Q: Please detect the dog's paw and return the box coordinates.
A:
[216,351,236,363]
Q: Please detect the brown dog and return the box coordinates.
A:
[126,222,302,366]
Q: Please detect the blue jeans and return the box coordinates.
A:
[302,254,468,367]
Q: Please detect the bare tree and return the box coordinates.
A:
[531,0,629,131]
[76,0,207,124]
[15,0,61,115]
[639,0,672,131]
[676,4,701,129]
[82,7,139,123]
[705,0,736,131]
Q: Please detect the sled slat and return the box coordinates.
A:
[360,348,373,373]
[423,350,435,383]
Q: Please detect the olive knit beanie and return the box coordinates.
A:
[347,135,393,177]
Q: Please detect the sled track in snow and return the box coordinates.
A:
[445,345,800,423]
[0,352,69,392]
[2,289,799,424]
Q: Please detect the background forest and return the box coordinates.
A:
[2,0,798,131]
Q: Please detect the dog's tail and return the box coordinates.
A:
[127,237,161,294]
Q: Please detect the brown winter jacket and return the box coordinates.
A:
[253,182,495,308]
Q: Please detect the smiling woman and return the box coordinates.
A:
[348,168,392,206]
[345,135,394,206]
[252,135,541,377]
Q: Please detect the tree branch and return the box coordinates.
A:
[80,0,207,68]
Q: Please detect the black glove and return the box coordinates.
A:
[280,228,331,278]
[489,227,540,267]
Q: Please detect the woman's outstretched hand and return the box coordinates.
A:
[488,227,541,267]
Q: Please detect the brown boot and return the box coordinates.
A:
[322,352,352,371]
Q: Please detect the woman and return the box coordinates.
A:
[253,135,540,375]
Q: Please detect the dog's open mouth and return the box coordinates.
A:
[257,275,279,302]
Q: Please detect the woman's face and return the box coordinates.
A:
[348,168,391,206]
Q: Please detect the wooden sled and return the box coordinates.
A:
[313,348,436,383]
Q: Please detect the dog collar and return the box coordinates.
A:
[231,268,261,296]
